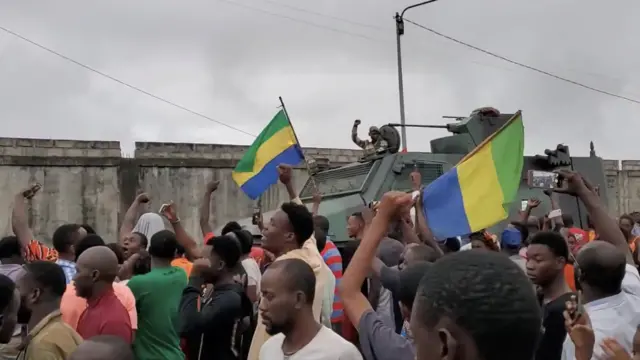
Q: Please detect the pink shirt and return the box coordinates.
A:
[61,282,138,331]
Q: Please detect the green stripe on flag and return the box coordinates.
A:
[234,110,290,173]
[491,113,525,204]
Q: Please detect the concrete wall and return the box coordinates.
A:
[0,137,638,245]
[604,159,640,216]
[0,138,362,244]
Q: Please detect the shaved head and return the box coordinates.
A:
[76,246,119,282]
[69,335,134,360]
[577,240,626,296]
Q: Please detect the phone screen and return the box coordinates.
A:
[529,170,559,189]
[520,200,528,212]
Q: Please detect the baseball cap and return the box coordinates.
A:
[500,228,522,248]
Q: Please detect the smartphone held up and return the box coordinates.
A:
[527,170,559,190]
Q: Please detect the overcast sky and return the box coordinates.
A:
[0,0,638,158]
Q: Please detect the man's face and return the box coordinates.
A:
[370,131,380,141]
[122,233,144,259]
[346,216,363,239]
[15,274,36,322]
[73,260,96,299]
[259,267,297,335]
[471,239,489,250]
[620,218,634,238]
[262,210,293,255]
[526,244,564,286]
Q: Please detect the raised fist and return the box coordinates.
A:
[354,119,361,126]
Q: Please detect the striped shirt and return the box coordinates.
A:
[27,239,58,262]
[321,240,344,323]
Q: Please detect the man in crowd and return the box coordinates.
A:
[315,216,344,334]
[52,224,85,284]
[340,191,417,360]
[126,230,185,360]
[259,258,361,360]
[248,165,332,360]
[0,237,25,283]
[527,231,574,360]
[235,229,261,305]
[74,246,132,343]
[555,170,640,358]
[501,225,528,272]
[16,261,82,359]
[60,235,137,335]
[412,250,542,360]
[180,234,250,360]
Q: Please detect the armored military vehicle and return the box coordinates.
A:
[228,108,608,245]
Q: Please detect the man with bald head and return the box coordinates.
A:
[69,335,134,360]
[562,240,640,359]
[74,246,133,344]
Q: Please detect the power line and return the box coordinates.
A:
[0,25,258,138]
[235,0,639,102]
[217,0,385,43]
[250,0,387,32]
[404,19,640,105]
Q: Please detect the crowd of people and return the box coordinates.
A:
[0,162,638,360]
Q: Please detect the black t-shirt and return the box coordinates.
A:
[535,292,575,360]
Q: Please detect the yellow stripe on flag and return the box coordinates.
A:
[457,142,507,231]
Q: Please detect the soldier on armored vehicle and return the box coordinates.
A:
[351,119,389,159]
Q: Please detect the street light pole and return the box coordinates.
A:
[395,13,407,152]
[395,0,440,152]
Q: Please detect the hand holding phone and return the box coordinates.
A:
[528,170,559,189]
[564,292,584,324]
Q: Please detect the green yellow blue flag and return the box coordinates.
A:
[422,111,525,238]
[232,110,304,199]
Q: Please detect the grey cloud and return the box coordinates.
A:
[0,0,639,159]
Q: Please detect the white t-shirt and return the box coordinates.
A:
[321,268,335,328]
[242,257,262,294]
[562,264,640,360]
[259,326,362,360]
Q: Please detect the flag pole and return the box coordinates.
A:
[278,96,318,191]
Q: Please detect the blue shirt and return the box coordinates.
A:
[56,259,76,284]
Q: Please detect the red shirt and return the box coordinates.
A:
[77,287,133,344]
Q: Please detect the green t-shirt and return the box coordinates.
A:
[127,266,187,360]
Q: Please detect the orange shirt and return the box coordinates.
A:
[564,264,576,292]
[61,282,138,330]
[27,239,58,262]
[171,258,193,278]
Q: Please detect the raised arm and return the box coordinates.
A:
[340,191,413,330]
[311,191,322,216]
[161,202,201,261]
[554,170,632,265]
[12,185,40,250]
[277,164,297,201]
[199,180,220,237]
[119,193,150,243]
[351,119,366,148]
